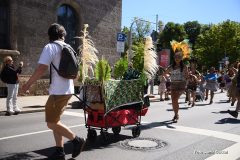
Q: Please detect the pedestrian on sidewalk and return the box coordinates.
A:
[166,40,190,123]
[22,23,85,160]
[0,56,23,116]
[204,67,218,104]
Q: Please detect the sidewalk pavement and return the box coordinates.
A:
[0,95,81,116]
[0,94,161,116]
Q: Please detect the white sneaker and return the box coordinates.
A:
[14,107,21,115]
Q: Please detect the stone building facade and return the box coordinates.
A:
[0,0,122,96]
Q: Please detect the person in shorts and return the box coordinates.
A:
[22,23,85,160]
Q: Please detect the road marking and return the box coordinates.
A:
[155,125,240,142]
[142,121,240,160]
[205,143,240,160]
[0,124,85,141]
[63,111,84,117]
[0,111,84,141]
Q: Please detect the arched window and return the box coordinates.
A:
[0,0,9,49]
[57,4,77,49]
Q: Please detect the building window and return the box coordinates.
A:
[57,4,77,49]
[0,0,9,49]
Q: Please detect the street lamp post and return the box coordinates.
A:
[128,21,135,63]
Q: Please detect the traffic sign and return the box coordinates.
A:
[117,33,126,42]
[117,41,125,53]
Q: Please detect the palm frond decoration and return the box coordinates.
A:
[76,24,99,83]
[144,36,158,79]
[95,59,111,84]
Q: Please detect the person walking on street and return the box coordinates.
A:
[22,23,85,160]
[158,73,167,101]
[187,72,199,107]
[228,62,240,118]
[204,67,218,104]
[166,40,190,123]
[0,56,23,116]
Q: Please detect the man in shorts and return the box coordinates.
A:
[22,23,85,160]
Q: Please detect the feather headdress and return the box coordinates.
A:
[170,39,192,59]
[76,24,99,83]
[144,36,158,79]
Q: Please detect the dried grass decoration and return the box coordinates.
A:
[144,36,158,79]
[77,24,99,83]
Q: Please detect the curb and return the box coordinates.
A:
[0,109,45,116]
[0,98,161,116]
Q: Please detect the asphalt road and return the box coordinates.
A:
[0,91,240,160]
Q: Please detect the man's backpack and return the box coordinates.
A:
[51,41,79,79]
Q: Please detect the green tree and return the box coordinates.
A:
[158,22,187,49]
[195,20,240,68]
[184,21,201,49]
[132,17,151,42]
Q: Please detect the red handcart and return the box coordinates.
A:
[76,79,149,141]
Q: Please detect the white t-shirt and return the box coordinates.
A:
[38,40,74,95]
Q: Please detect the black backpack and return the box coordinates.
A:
[51,41,79,79]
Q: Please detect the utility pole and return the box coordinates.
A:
[149,14,158,96]
[128,16,158,96]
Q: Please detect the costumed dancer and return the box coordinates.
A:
[166,39,190,122]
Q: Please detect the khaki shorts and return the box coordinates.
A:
[45,95,72,123]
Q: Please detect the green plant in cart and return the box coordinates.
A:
[95,59,111,83]
[113,57,128,79]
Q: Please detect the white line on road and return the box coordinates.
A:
[0,124,85,141]
[155,124,240,143]
[142,121,240,160]
[63,111,84,117]
[0,111,84,141]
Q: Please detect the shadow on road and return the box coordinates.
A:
[215,100,231,104]
[139,120,176,131]
[215,118,240,124]
[0,134,132,160]
[211,110,229,114]
[0,153,38,160]
[167,106,191,111]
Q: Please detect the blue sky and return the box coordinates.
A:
[122,0,240,29]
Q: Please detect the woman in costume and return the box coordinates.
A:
[166,40,190,122]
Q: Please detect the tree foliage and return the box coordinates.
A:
[158,22,187,49]
[183,21,201,49]
[194,20,240,68]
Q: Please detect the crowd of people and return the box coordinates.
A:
[157,60,240,122]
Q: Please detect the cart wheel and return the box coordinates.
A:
[87,129,97,141]
[132,126,141,138]
[100,131,109,142]
[112,127,121,135]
